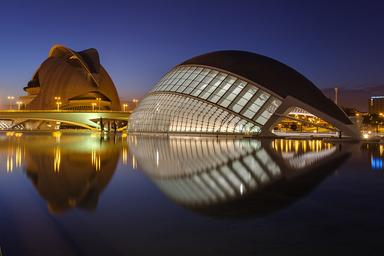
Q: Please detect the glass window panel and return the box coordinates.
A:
[254,98,281,125]
[219,80,247,108]
[208,76,236,103]
[200,73,227,99]
[190,70,218,97]
[230,87,257,113]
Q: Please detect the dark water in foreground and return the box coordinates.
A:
[0,132,383,256]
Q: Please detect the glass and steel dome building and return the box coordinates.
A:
[128,51,358,138]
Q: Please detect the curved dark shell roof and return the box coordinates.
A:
[180,50,351,125]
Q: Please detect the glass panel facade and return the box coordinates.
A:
[254,99,282,125]
[218,80,247,108]
[230,87,258,113]
[128,93,259,133]
[129,65,283,134]
[243,91,270,119]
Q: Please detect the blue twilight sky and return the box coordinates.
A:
[0,0,383,101]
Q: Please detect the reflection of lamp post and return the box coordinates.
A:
[92,102,97,111]
[132,99,138,108]
[16,101,22,110]
[123,103,128,112]
[96,97,101,111]
[54,97,61,111]
[7,96,14,110]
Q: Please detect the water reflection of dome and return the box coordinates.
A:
[129,136,352,216]
[22,134,121,213]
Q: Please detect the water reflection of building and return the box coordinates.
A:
[129,135,352,216]
[0,132,127,213]
[271,139,336,169]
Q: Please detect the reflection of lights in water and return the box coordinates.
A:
[53,146,61,172]
[273,139,336,169]
[91,147,101,172]
[371,156,383,170]
[156,149,159,167]
[52,131,61,142]
[294,140,299,153]
[239,184,244,195]
[7,139,14,172]
[122,147,128,165]
[15,144,22,167]
[273,139,334,154]
[6,155,13,172]
[132,155,137,169]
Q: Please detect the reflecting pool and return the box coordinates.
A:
[0,132,383,255]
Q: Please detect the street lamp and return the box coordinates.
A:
[7,96,14,110]
[123,103,128,112]
[16,101,22,110]
[92,102,97,111]
[96,97,101,111]
[132,99,139,108]
[54,97,61,110]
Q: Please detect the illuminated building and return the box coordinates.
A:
[368,96,384,114]
[128,51,358,138]
[21,45,121,111]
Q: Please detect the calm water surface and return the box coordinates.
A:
[0,132,383,256]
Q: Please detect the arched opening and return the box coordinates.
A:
[272,107,339,137]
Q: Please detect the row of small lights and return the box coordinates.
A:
[5,96,138,111]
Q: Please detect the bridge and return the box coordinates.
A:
[0,110,131,131]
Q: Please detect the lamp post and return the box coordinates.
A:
[92,102,97,111]
[96,97,101,111]
[16,101,22,110]
[132,99,138,108]
[7,96,14,110]
[54,97,61,111]
[123,103,128,112]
